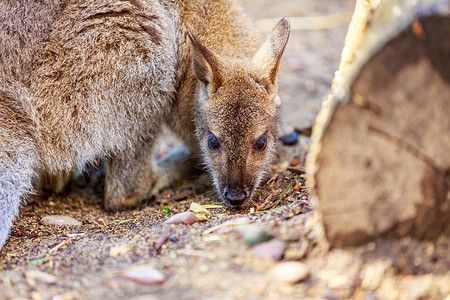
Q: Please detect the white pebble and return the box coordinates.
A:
[268,262,310,283]
[25,270,58,287]
[41,215,81,226]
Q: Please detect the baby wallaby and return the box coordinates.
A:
[0,0,290,249]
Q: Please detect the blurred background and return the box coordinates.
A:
[240,0,355,131]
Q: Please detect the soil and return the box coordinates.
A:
[1,1,449,299]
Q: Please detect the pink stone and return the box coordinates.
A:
[123,267,166,285]
[165,211,197,225]
[252,239,286,260]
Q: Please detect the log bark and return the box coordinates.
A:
[306,0,450,246]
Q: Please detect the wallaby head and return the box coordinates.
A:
[189,18,290,207]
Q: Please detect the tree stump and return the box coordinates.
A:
[306,0,450,246]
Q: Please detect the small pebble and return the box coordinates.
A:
[106,279,121,289]
[31,292,43,300]
[165,211,197,225]
[25,270,57,287]
[110,245,133,258]
[252,239,286,260]
[40,215,81,226]
[284,248,306,260]
[123,267,166,285]
[236,224,273,246]
[280,131,299,145]
[268,262,310,283]
[361,260,391,290]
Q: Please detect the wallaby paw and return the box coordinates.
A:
[35,171,72,194]
[75,159,105,190]
[151,169,182,196]
[152,144,202,195]
[0,227,10,250]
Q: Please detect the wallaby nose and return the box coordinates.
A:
[223,187,248,206]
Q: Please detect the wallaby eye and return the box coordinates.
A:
[207,132,220,150]
[254,135,267,151]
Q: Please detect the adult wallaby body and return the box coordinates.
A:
[0,0,290,249]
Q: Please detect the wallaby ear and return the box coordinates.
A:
[188,32,224,93]
[251,18,290,92]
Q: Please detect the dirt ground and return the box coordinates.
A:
[1,1,449,299]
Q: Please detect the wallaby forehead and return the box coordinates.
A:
[205,97,275,138]
[204,71,279,137]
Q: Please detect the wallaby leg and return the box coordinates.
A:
[104,141,155,211]
[0,162,35,249]
[0,92,37,249]
[35,171,72,194]
[0,138,36,249]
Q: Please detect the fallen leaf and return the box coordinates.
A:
[190,202,210,221]
[287,166,306,175]
[172,189,193,201]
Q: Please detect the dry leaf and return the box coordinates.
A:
[189,202,211,221]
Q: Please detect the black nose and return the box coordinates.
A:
[224,187,248,206]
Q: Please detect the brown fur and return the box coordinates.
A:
[0,0,290,248]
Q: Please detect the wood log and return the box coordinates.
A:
[306,0,450,246]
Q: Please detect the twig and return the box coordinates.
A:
[202,221,251,235]
[249,199,260,211]
[47,240,68,257]
[177,249,216,259]
[259,189,282,211]
[266,174,278,186]
[155,227,172,250]
[113,219,133,224]
[248,209,273,215]
[202,204,224,209]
